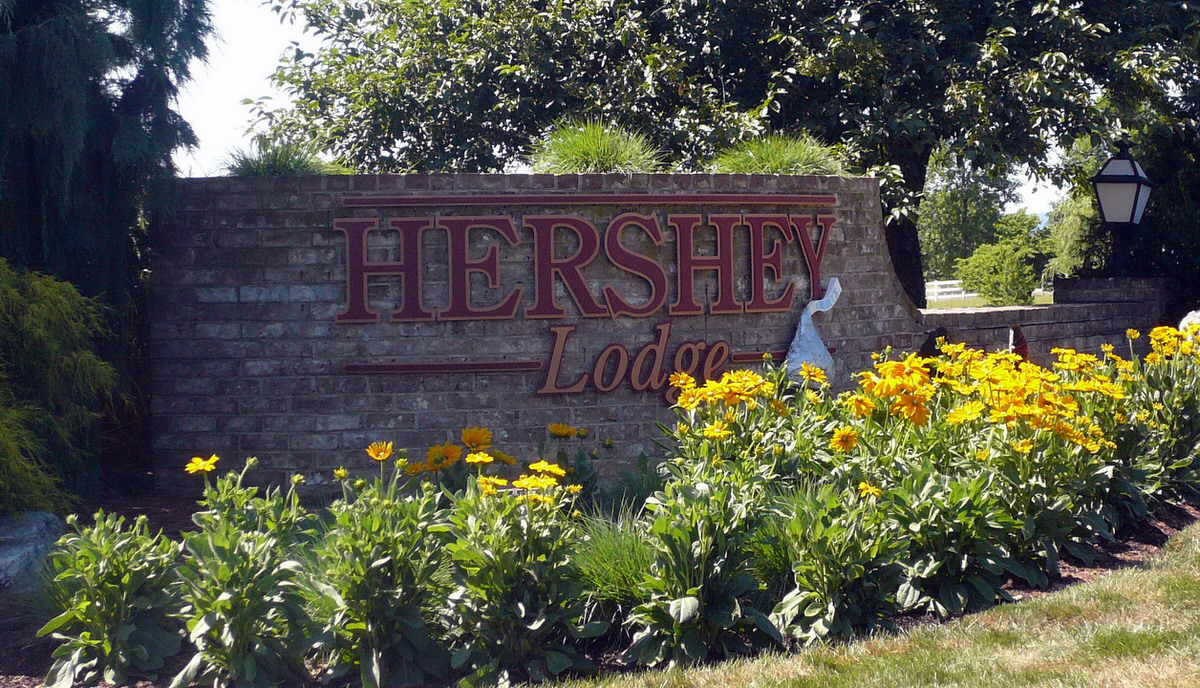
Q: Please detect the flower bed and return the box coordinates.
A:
[35,326,1200,687]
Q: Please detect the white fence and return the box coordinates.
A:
[925,280,978,302]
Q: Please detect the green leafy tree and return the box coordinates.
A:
[917,146,1014,280]
[955,241,1039,306]
[0,0,212,319]
[263,0,1196,306]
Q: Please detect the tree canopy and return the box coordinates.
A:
[263,0,1198,305]
[917,145,1015,281]
[0,0,212,309]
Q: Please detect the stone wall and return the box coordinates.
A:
[147,174,1166,487]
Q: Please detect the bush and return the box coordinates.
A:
[624,471,781,667]
[38,512,182,687]
[310,477,450,687]
[224,135,354,176]
[710,133,848,175]
[768,485,904,642]
[172,523,313,688]
[445,470,605,685]
[573,505,655,617]
[529,119,663,173]
[955,239,1039,305]
[0,258,114,512]
[887,469,1025,617]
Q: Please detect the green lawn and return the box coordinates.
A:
[556,521,1200,688]
[927,292,1054,309]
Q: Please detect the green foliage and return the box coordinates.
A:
[955,240,1040,306]
[38,512,182,687]
[262,0,1196,306]
[190,458,319,549]
[768,486,904,643]
[573,507,655,610]
[624,472,781,667]
[224,135,354,176]
[310,477,450,688]
[917,146,1015,280]
[710,133,847,175]
[0,258,114,511]
[445,481,604,685]
[1045,191,1103,278]
[171,523,313,688]
[0,0,212,339]
[888,470,1025,618]
[529,119,663,173]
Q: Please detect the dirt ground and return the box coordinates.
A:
[2,494,1196,688]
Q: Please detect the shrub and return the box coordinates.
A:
[955,239,1039,305]
[224,135,354,176]
[38,512,182,687]
[710,133,848,175]
[310,477,450,688]
[171,523,313,688]
[529,119,664,173]
[0,258,114,510]
[624,472,781,667]
[887,469,1026,617]
[768,485,904,642]
[445,470,605,685]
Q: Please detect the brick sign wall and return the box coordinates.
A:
[148,174,1165,487]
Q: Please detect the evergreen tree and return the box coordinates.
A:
[0,0,212,313]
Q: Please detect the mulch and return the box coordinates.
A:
[1,494,1196,688]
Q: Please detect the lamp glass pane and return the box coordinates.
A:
[1096,182,1136,223]
[1132,184,1152,224]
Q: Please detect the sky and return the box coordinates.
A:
[175,0,1063,216]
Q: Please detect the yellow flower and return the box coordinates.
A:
[799,362,827,384]
[333,466,349,480]
[858,481,882,499]
[577,428,589,438]
[845,394,875,418]
[184,454,219,475]
[366,441,394,462]
[1011,439,1034,454]
[890,394,930,426]
[1100,343,1114,354]
[405,461,427,476]
[465,451,494,464]
[1127,328,1141,340]
[669,371,696,389]
[974,449,990,461]
[513,473,559,490]
[477,476,508,496]
[529,460,567,476]
[491,449,519,465]
[602,438,614,448]
[946,401,985,425]
[461,426,493,450]
[520,493,555,505]
[830,426,858,452]
[804,389,821,405]
[702,420,732,440]
[425,442,463,470]
[548,423,578,438]
[566,484,583,494]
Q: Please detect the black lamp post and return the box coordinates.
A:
[1090,139,1156,276]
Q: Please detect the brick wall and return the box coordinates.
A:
[147,174,1165,487]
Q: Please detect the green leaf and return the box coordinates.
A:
[668,596,701,624]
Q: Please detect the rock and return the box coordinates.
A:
[0,511,66,589]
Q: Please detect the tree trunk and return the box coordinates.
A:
[886,214,927,308]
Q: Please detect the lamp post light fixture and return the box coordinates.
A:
[1090,139,1156,276]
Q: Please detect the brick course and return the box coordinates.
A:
[148,175,1165,487]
